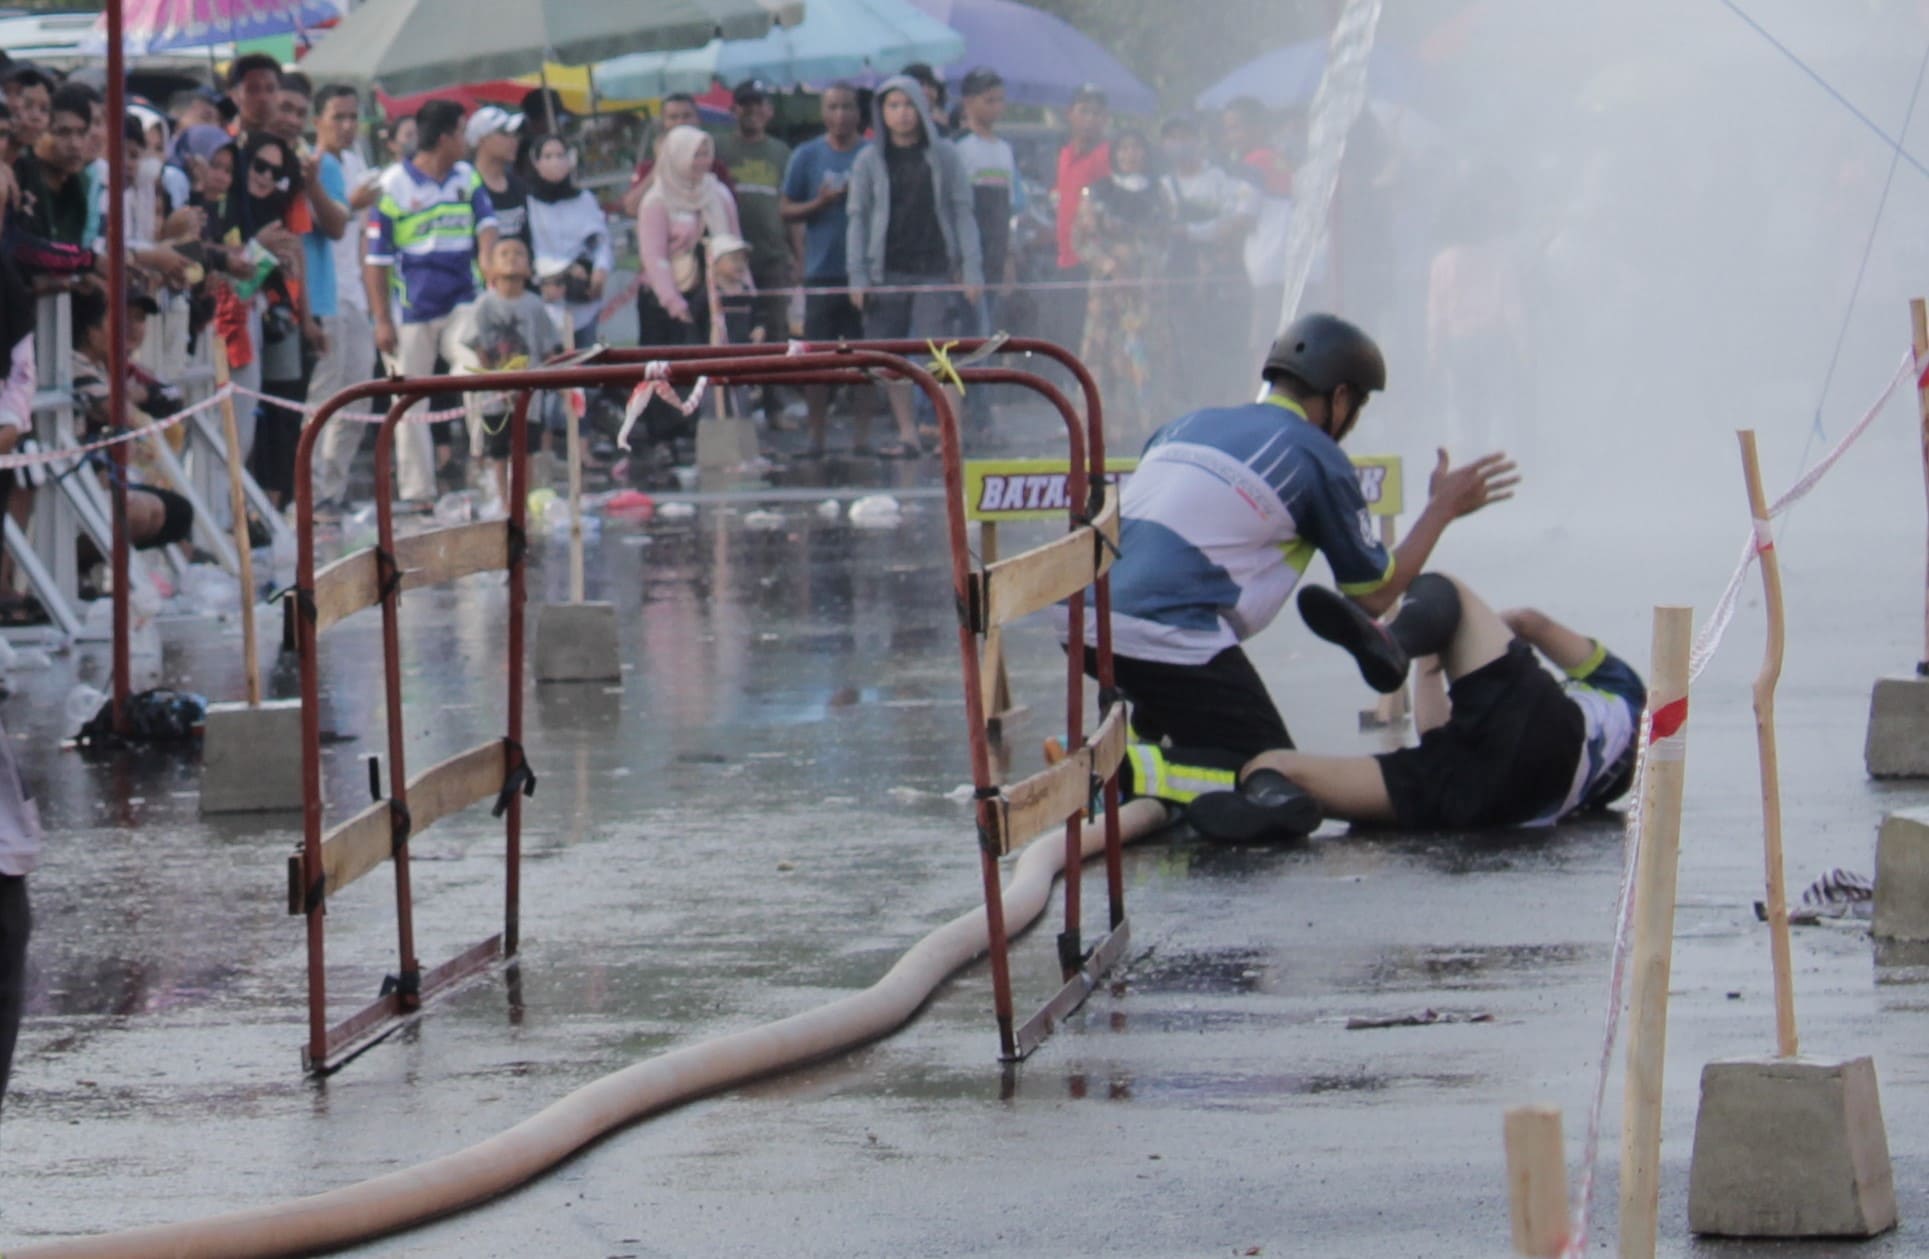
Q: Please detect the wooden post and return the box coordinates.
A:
[1619,605,1693,1259]
[1738,430,1799,1058]
[1505,1104,1569,1257]
[1912,299,1929,672]
[213,340,260,707]
[562,316,585,605]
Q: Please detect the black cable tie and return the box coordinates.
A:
[1072,508,1122,563]
[269,584,318,625]
[505,521,528,569]
[379,969,421,1000]
[388,800,413,857]
[959,579,988,636]
[493,738,538,818]
[374,547,402,603]
[974,783,1009,856]
[366,756,382,803]
[303,872,327,916]
[1097,684,1124,713]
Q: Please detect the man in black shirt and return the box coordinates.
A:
[18,85,91,247]
[467,106,530,258]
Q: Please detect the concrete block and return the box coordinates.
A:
[534,601,622,683]
[1874,808,1929,941]
[1687,1056,1896,1238]
[200,699,305,814]
[1864,675,1929,778]
[696,414,759,469]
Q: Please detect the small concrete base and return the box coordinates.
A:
[1874,808,1929,941]
[1687,1055,1896,1238]
[1865,675,1929,777]
[696,414,760,469]
[534,601,622,683]
[200,699,304,814]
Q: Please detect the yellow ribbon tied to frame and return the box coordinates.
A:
[925,339,966,395]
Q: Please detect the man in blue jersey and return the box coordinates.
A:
[364,99,498,510]
[1187,579,1645,841]
[1089,313,1516,816]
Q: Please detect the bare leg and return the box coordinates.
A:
[1243,748,1398,823]
[853,385,876,450]
[883,381,918,445]
[1502,606,1601,673]
[805,385,830,455]
[1412,655,1450,733]
[1436,577,1516,681]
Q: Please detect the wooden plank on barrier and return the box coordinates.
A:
[992,751,1096,856]
[311,521,511,634]
[295,797,391,912]
[293,741,507,912]
[395,520,510,591]
[974,486,1118,630]
[312,548,380,635]
[405,740,508,837]
[1089,703,1129,781]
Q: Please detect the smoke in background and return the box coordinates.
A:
[1140,0,1929,543]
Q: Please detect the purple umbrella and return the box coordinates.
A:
[903,0,1158,115]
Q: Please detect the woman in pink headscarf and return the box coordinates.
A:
[634,124,740,348]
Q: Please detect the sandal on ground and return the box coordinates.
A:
[875,440,920,460]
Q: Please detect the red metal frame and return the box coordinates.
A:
[289,338,1123,1068]
[592,339,1126,1059]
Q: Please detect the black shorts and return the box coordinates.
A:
[1101,646,1292,761]
[1376,642,1585,830]
[804,288,864,343]
[481,410,542,461]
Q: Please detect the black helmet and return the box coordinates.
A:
[1264,313,1387,395]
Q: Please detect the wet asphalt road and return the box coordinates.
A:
[2,419,1929,1257]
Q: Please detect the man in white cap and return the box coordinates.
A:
[466,105,530,256]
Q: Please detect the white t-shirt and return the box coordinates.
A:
[330,147,370,314]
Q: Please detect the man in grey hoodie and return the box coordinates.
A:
[0,715,41,1116]
[845,73,983,457]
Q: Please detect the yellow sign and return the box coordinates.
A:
[964,455,1404,523]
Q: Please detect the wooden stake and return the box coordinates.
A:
[214,340,260,707]
[1912,299,1929,672]
[1505,1104,1569,1258]
[1738,430,1798,1059]
[562,315,584,605]
[1619,605,1693,1259]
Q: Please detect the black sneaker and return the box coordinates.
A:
[1186,770,1323,843]
[1297,585,1409,694]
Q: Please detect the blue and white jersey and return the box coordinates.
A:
[1093,394,1394,665]
[1528,645,1647,827]
[366,158,497,325]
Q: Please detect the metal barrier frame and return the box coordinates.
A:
[591,338,1127,1061]
[290,377,543,1074]
[1,295,292,648]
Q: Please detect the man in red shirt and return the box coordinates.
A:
[1052,84,1109,354]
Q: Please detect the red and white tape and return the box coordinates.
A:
[614,361,709,451]
[1561,344,1914,1257]
[230,383,473,425]
[0,385,233,470]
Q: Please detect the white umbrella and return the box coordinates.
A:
[594,0,960,99]
[299,0,802,95]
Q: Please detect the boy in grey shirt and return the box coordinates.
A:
[466,238,562,507]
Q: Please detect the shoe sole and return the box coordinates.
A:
[1298,586,1407,694]
[1186,789,1322,844]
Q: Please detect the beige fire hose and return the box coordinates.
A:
[13,798,1173,1259]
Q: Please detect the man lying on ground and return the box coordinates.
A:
[1183,574,1647,842]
